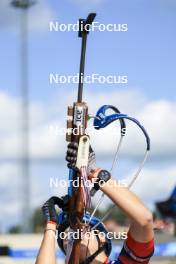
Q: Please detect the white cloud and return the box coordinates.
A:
[0,90,176,159]
[85,90,176,159]
[0,89,176,230]
[0,162,34,232]
[138,100,176,157]
[27,2,55,32]
[29,122,65,158]
[0,92,20,132]
[92,165,176,211]
[131,166,176,206]
[0,163,21,230]
[0,0,54,32]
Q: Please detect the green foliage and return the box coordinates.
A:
[31,208,45,233]
[103,204,127,225]
[10,204,127,234]
[89,204,127,225]
[88,207,104,219]
[9,225,22,234]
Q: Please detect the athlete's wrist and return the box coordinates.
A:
[100,179,127,194]
[99,178,118,191]
[46,221,57,230]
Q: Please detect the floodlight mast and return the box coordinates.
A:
[11,0,36,232]
[11,0,35,8]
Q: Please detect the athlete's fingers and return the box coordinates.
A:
[67,148,77,156]
[67,163,78,171]
[66,156,77,162]
[67,142,78,149]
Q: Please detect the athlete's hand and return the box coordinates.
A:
[66,141,97,176]
[66,142,79,170]
[42,196,61,224]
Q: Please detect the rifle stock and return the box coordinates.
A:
[67,103,88,263]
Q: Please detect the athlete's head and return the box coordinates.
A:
[57,213,112,264]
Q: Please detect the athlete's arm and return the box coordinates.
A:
[66,142,154,243]
[35,197,61,264]
[35,222,56,264]
[99,178,154,242]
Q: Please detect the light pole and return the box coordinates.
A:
[11,0,36,232]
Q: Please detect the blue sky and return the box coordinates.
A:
[0,0,176,231]
[1,0,176,101]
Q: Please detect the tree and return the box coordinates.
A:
[9,225,22,234]
[31,208,45,233]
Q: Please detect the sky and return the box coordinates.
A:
[0,0,176,232]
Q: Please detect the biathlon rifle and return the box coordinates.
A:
[64,12,151,264]
[65,13,96,264]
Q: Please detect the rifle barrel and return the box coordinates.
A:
[77,13,96,103]
[77,34,87,103]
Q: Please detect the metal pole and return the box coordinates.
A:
[20,7,30,233]
[11,0,36,232]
